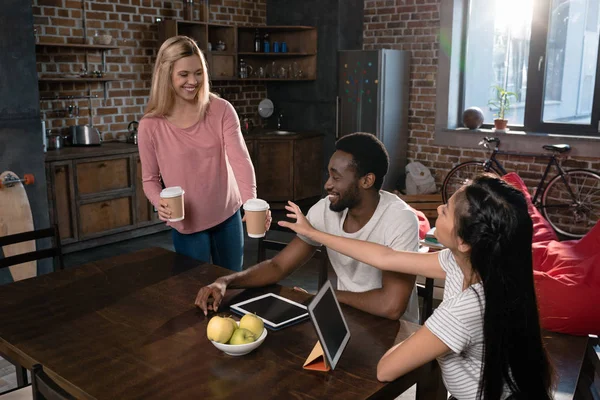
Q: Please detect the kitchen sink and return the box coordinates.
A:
[265,130,296,136]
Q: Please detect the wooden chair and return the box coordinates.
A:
[417,277,435,325]
[31,364,74,400]
[0,363,76,400]
[0,225,63,272]
[257,235,329,290]
[0,225,63,391]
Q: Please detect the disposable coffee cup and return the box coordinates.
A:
[160,186,185,222]
[243,199,270,238]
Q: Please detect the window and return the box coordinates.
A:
[459,0,600,135]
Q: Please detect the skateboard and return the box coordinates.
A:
[0,171,36,281]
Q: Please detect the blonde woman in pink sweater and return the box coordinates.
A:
[138,36,267,271]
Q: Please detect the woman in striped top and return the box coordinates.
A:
[279,175,553,400]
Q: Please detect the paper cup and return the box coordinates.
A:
[160,186,185,222]
[243,199,269,238]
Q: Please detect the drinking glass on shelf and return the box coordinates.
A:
[278,66,287,79]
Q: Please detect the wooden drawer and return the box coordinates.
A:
[79,196,133,237]
[76,157,131,195]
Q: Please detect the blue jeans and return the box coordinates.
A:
[172,209,244,272]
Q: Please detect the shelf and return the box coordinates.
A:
[238,78,316,82]
[207,51,237,56]
[36,42,120,50]
[175,20,207,27]
[237,26,316,31]
[211,76,238,81]
[238,52,316,57]
[38,78,124,82]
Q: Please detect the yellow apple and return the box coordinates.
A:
[206,316,235,344]
[239,313,264,337]
[228,328,256,345]
[225,317,238,331]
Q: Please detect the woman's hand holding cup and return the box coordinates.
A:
[157,198,172,221]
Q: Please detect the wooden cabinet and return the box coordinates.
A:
[158,21,317,82]
[135,155,156,225]
[46,144,166,252]
[245,132,324,203]
[46,161,77,244]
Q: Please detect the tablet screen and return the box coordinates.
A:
[230,293,308,329]
[308,281,351,370]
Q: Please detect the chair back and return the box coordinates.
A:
[417,277,435,325]
[0,225,63,272]
[32,364,74,400]
[257,236,329,289]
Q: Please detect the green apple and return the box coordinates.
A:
[239,313,264,338]
[228,328,256,345]
[206,316,235,344]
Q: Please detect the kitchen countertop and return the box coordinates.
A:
[244,128,324,139]
[45,130,324,162]
[45,142,140,162]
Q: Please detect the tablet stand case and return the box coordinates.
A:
[302,341,330,372]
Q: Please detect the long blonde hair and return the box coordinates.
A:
[145,36,212,118]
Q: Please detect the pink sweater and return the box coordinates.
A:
[138,97,257,234]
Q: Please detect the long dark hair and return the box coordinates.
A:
[455,175,553,400]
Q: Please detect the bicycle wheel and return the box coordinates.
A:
[541,169,600,239]
[441,161,501,203]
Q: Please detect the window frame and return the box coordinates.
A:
[435,0,600,158]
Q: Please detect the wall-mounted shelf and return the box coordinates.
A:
[36,43,121,50]
[38,78,123,83]
[238,78,315,82]
[36,37,124,121]
[158,21,317,82]
[238,52,316,57]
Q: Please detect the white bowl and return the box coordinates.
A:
[210,322,267,356]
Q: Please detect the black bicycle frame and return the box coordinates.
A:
[485,149,576,206]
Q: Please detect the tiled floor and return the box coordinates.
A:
[0,228,418,399]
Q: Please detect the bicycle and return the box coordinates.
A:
[441,137,600,239]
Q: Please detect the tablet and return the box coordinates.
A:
[229,293,309,330]
[307,281,351,370]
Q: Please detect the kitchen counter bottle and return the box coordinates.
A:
[254,29,261,52]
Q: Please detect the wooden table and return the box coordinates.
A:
[0,248,443,399]
[542,331,593,399]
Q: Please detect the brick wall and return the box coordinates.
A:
[34,0,267,141]
[363,0,599,191]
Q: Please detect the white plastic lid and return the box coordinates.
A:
[160,186,184,198]
[243,198,269,212]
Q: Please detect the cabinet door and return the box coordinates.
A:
[47,161,77,244]
[75,157,131,196]
[256,141,293,201]
[294,137,324,200]
[78,196,134,238]
[134,155,155,224]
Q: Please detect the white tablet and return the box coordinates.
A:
[229,293,309,330]
[307,281,351,370]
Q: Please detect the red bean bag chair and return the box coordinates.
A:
[406,205,430,240]
[503,172,600,335]
[502,173,558,243]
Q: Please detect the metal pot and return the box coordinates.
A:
[47,134,63,150]
[68,125,102,146]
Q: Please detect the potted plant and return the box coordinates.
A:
[488,85,517,130]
